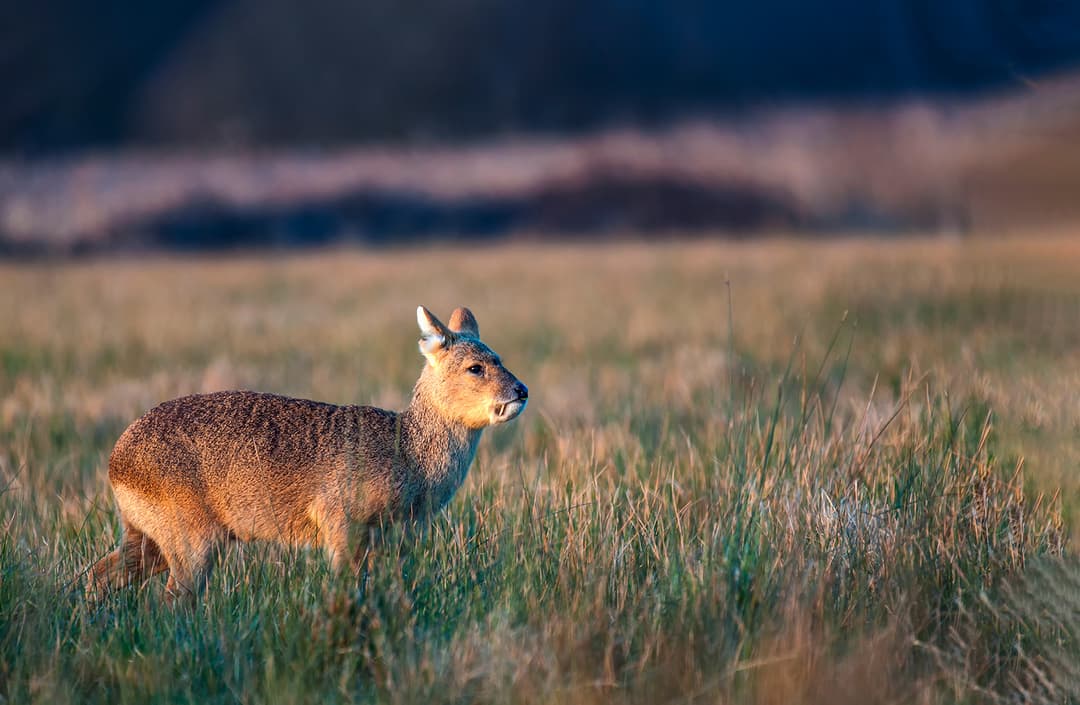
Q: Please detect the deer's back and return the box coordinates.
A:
[108,391,400,534]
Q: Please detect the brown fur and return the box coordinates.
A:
[86,306,527,603]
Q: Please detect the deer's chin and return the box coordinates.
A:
[490,398,527,425]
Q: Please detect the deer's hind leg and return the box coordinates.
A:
[86,522,169,599]
[161,544,217,605]
[111,482,222,605]
[151,509,224,605]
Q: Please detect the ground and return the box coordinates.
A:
[1,235,1078,703]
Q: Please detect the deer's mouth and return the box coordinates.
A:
[492,397,527,424]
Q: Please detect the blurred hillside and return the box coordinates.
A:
[2,0,1079,253]
[4,0,1080,150]
[3,73,1080,254]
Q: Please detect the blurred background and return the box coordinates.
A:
[2,0,1080,254]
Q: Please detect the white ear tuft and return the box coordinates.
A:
[418,334,445,355]
[417,305,448,361]
[417,306,435,336]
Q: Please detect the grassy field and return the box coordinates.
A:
[1,236,1078,704]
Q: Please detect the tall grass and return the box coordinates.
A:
[1,236,1077,703]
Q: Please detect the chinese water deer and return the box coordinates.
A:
[86,306,528,603]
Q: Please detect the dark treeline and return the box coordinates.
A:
[0,170,816,257]
[3,0,1080,151]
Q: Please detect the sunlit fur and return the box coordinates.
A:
[418,338,524,429]
[86,306,527,604]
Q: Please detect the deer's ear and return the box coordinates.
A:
[417,306,451,363]
[448,307,479,337]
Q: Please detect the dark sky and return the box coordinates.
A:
[3,0,1080,150]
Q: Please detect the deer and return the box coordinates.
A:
[86,306,528,603]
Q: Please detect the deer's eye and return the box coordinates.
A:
[466,364,484,376]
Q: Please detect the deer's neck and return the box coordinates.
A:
[400,385,482,489]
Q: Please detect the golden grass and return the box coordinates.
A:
[3,236,1076,512]
[1,234,1078,704]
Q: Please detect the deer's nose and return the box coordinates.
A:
[515,382,529,400]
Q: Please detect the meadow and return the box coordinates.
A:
[1,235,1078,703]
